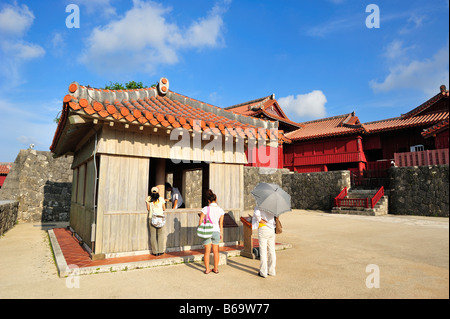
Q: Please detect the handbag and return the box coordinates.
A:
[275,216,282,234]
[150,201,165,228]
[197,206,213,238]
[151,214,165,228]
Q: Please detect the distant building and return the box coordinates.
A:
[234,86,449,175]
[225,94,298,168]
[0,163,12,189]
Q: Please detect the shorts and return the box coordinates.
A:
[203,231,221,245]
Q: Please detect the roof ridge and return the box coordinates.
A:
[401,91,446,119]
[300,113,352,125]
[258,108,303,128]
[224,95,273,110]
[78,84,157,93]
[363,116,402,125]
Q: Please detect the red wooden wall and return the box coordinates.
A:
[246,144,284,169]
[284,136,366,173]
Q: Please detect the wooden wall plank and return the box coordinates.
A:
[97,125,247,164]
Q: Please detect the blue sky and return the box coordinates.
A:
[0,0,448,162]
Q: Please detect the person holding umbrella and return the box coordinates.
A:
[251,183,291,278]
[253,207,277,278]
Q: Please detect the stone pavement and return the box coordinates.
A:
[0,210,448,299]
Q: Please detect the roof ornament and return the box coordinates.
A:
[158,77,169,95]
[440,85,449,96]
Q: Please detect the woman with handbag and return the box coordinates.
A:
[198,189,224,274]
[146,186,166,256]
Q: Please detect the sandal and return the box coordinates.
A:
[212,269,219,274]
[204,269,211,274]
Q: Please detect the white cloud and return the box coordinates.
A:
[0,2,45,87]
[76,0,117,18]
[370,42,449,95]
[79,0,230,75]
[2,41,45,60]
[306,16,360,37]
[383,40,415,60]
[50,32,66,57]
[278,90,327,120]
[0,2,34,38]
[399,14,426,34]
[0,98,59,160]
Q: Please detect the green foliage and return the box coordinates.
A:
[103,81,151,90]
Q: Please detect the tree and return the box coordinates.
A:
[103,81,155,90]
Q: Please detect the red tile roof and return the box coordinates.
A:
[286,89,449,141]
[285,113,365,141]
[363,111,449,134]
[51,82,289,154]
[364,91,449,134]
[0,163,12,174]
[422,118,449,138]
[225,95,303,130]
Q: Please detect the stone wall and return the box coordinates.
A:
[244,167,350,211]
[0,150,73,222]
[0,200,19,236]
[389,165,449,217]
[282,170,351,211]
[184,169,202,208]
[244,167,290,210]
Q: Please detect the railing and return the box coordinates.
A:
[371,186,384,209]
[338,197,369,208]
[334,186,384,209]
[394,149,449,167]
[334,187,347,207]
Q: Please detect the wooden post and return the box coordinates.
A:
[240,216,255,259]
[155,158,166,197]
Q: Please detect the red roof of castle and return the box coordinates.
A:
[225,95,303,130]
[363,90,449,134]
[422,118,449,138]
[285,87,449,141]
[285,112,364,141]
[0,163,12,174]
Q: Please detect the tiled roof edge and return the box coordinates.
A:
[299,113,352,125]
[224,95,273,110]
[166,91,277,130]
[68,82,277,130]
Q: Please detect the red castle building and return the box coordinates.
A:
[228,85,449,174]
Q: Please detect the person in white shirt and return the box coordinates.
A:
[198,189,224,274]
[165,183,185,209]
[253,207,276,278]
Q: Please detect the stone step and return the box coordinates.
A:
[332,195,389,216]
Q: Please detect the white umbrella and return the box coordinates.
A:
[251,182,291,217]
